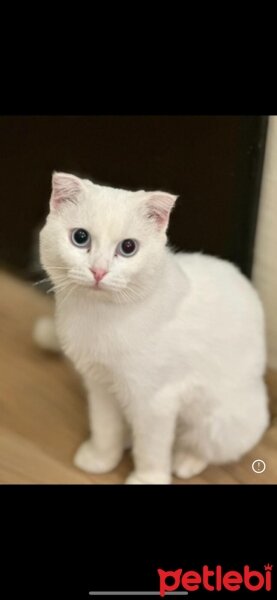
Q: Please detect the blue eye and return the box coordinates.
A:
[116,239,139,257]
[71,228,91,248]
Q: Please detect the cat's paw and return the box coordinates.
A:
[74,440,122,474]
[125,471,170,484]
[172,452,207,479]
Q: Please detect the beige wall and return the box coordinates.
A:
[253,116,277,370]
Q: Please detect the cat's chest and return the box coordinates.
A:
[56,299,138,370]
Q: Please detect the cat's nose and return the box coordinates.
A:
[91,268,108,283]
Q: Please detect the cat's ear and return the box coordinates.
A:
[50,172,83,210]
[144,192,178,230]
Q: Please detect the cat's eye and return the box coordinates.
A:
[116,239,139,257]
[71,228,91,248]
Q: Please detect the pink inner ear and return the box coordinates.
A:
[146,192,178,229]
[148,207,169,227]
[50,173,82,210]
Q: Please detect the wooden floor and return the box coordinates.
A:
[1,269,277,484]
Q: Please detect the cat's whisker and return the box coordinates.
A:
[116,288,133,304]
[115,283,144,304]
[46,275,69,290]
[57,283,77,309]
[43,265,67,270]
[33,277,51,287]
[47,279,70,294]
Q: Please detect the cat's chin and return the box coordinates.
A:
[75,283,118,302]
[90,283,113,296]
[71,281,147,305]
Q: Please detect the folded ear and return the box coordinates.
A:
[50,172,84,210]
[145,191,178,230]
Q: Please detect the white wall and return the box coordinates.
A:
[253,116,277,370]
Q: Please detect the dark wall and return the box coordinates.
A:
[0,116,267,277]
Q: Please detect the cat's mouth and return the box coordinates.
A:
[88,280,114,295]
[64,270,131,301]
[63,269,111,293]
[91,283,102,291]
[65,277,144,305]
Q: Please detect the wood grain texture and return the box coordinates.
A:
[0,270,277,484]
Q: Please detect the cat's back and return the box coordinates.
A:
[173,251,265,345]
[174,251,261,310]
[174,250,244,283]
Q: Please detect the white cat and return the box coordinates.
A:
[37,172,269,484]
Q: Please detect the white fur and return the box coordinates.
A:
[38,172,270,484]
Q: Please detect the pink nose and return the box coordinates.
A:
[91,268,108,283]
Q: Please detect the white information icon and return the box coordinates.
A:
[252,459,266,474]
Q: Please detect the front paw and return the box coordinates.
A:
[172,451,207,479]
[125,471,171,484]
[74,440,122,474]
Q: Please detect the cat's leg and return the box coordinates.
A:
[126,388,178,484]
[172,406,208,479]
[74,376,126,474]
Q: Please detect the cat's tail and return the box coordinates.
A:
[33,316,61,352]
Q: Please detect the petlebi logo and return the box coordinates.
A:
[158,564,273,595]
[88,564,273,596]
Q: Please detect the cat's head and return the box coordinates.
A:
[40,172,177,303]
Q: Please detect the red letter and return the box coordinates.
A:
[215,565,222,591]
[265,570,272,591]
[158,569,182,597]
[202,565,215,591]
[181,571,201,591]
[244,566,264,591]
[223,571,243,591]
